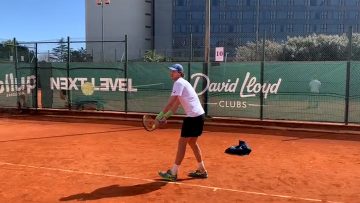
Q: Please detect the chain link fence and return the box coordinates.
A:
[1,27,360,124]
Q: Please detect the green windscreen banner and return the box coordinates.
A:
[0,61,359,124]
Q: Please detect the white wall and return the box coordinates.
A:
[86,0,153,61]
[154,0,172,56]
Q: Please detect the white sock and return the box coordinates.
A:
[198,161,205,171]
[170,164,179,175]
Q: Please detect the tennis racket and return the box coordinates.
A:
[142,114,168,131]
[142,114,159,131]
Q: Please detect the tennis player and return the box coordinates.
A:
[157,63,208,181]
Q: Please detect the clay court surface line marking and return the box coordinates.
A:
[0,161,342,203]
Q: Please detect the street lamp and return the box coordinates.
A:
[96,0,110,62]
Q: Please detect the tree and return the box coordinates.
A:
[351,33,360,60]
[70,47,93,62]
[234,33,356,61]
[143,50,165,62]
[281,34,348,61]
[51,38,72,62]
[0,39,34,62]
[234,40,283,61]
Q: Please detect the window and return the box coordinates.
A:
[229,25,235,33]
[320,0,330,5]
[175,12,186,19]
[280,25,285,32]
[287,11,294,19]
[244,11,253,19]
[219,12,226,20]
[221,25,228,32]
[338,11,345,19]
[212,0,225,6]
[320,24,327,32]
[310,0,317,6]
[313,25,317,32]
[305,11,311,19]
[288,0,294,6]
[287,24,294,32]
[272,0,277,6]
[321,11,328,19]
[175,0,184,6]
[305,0,310,6]
[337,24,344,33]
[304,24,311,32]
[236,25,242,32]
[191,12,204,20]
[226,0,239,6]
[212,25,220,33]
[271,11,277,19]
[270,24,276,33]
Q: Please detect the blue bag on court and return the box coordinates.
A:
[225,140,251,156]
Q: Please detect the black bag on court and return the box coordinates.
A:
[225,140,251,156]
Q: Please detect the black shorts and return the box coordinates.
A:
[181,114,205,137]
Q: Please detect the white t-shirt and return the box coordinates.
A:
[309,79,321,93]
[171,77,205,117]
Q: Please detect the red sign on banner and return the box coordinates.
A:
[215,47,224,62]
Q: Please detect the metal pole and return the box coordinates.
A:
[34,43,38,110]
[345,26,352,124]
[190,33,193,62]
[101,2,104,62]
[152,0,155,50]
[124,35,128,113]
[203,0,210,116]
[260,31,266,120]
[13,38,20,110]
[255,0,259,60]
[67,36,71,110]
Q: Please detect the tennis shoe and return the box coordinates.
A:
[158,170,177,181]
[188,169,208,178]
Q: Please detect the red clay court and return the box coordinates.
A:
[0,114,359,203]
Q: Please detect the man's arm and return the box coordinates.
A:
[163,96,180,114]
[156,96,180,120]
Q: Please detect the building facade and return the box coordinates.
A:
[86,0,360,61]
[165,0,360,59]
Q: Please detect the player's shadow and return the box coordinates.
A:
[59,182,167,201]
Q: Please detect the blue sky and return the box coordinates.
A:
[0,0,85,42]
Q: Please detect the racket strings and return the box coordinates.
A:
[143,115,157,131]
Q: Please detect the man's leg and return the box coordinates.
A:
[159,137,189,181]
[188,137,202,163]
[188,137,206,172]
[174,137,190,165]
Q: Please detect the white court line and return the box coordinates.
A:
[0,161,343,203]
